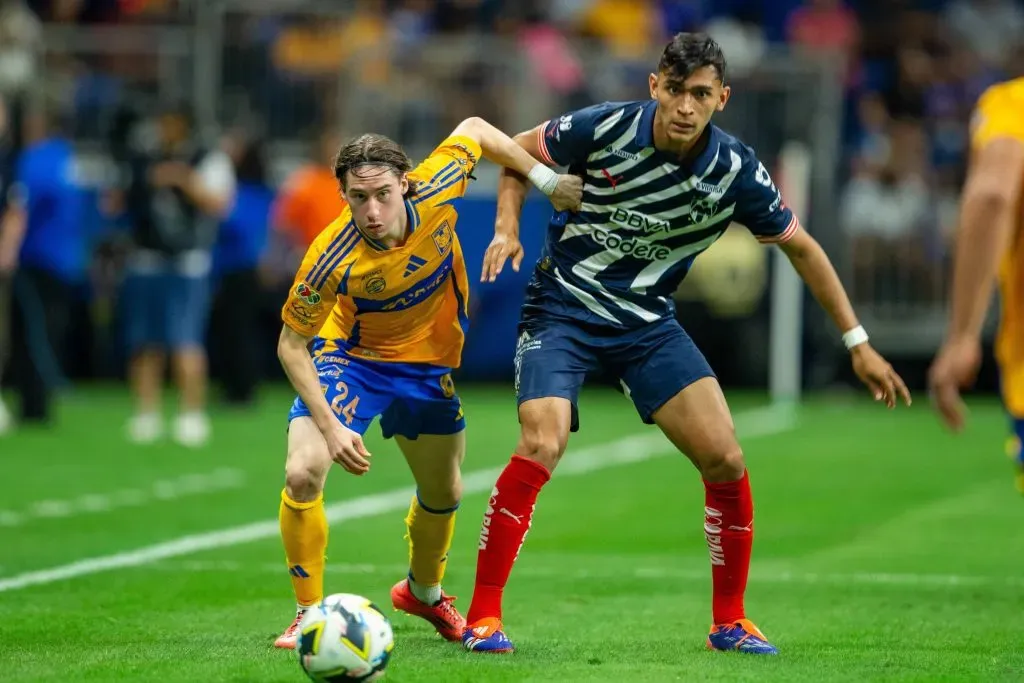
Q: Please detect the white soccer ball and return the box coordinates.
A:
[297,593,395,682]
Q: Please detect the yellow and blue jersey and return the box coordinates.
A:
[282,135,481,370]
[971,78,1024,417]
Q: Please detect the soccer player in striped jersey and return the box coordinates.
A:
[273,119,581,649]
[929,77,1024,492]
[461,33,911,655]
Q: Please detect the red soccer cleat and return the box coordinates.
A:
[273,608,308,649]
[390,578,465,641]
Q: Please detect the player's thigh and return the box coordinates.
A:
[653,376,743,482]
[394,431,465,510]
[514,316,595,438]
[284,416,333,501]
[615,320,742,480]
[285,361,392,481]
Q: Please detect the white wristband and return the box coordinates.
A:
[842,325,869,350]
[527,164,559,196]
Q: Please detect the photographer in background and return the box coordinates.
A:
[117,103,235,447]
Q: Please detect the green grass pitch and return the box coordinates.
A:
[0,385,1022,682]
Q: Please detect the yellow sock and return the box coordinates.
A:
[406,494,458,590]
[279,489,328,607]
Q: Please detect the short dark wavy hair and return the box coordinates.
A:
[658,32,727,85]
[333,133,416,196]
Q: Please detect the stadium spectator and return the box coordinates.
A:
[118,103,235,447]
[268,129,345,279]
[210,131,273,406]
[4,101,84,426]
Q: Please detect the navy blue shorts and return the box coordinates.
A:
[123,271,211,351]
[288,342,465,440]
[514,314,715,431]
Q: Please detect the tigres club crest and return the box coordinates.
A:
[432,221,454,256]
[294,282,321,306]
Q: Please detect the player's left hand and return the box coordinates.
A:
[927,336,982,432]
[481,233,524,282]
[549,174,583,212]
[851,344,912,409]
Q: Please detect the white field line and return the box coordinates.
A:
[0,405,795,594]
[0,468,247,528]
[150,559,1024,589]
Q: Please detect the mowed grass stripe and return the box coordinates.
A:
[0,405,795,593]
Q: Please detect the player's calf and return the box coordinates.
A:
[652,378,758,629]
[276,418,333,648]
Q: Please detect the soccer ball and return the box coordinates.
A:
[297,593,395,682]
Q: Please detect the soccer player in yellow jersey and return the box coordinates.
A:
[272,119,582,648]
[929,77,1024,492]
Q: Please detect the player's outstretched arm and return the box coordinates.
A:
[779,226,912,409]
[472,122,563,282]
[277,325,371,474]
[929,138,1024,430]
[451,117,582,213]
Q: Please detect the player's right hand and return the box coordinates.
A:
[481,233,525,282]
[549,174,584,212]
[323,422,372,475]
[928,336,982,432]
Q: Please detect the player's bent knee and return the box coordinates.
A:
[516,398,571,470]
[284,443,330,502]
[515,430,566,470]
[418,479,461,513]
[699,446,746,483]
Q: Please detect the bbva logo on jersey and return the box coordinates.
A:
[610,207,670,234]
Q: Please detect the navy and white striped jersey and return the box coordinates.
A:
[524,99,800,329]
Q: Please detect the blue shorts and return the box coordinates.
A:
[123,271,211,351]
[287,344,465,440]
[514,314,715,431]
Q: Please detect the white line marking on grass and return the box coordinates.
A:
[0,468,247,528]
[148,560,1024,589]
[0,406,795,593]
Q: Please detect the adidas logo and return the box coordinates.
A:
[404,255,428,277]
[288,565,309,578]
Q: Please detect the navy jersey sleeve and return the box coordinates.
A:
[535,102,624,167]
[733,151,800,245]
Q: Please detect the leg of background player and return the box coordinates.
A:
[463,396,568,652]
[274,415,331,649]
[389,432,467,641]
[652,376,776,655]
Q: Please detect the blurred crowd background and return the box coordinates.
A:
[0,0,1021,434]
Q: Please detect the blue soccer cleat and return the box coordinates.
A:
[462,617,514,653]
[707,619,778,655]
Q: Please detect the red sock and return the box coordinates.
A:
[703,469,754,624]
[467,454,551,624]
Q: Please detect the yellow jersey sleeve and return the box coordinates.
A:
[281,218,357,336]
[410,135,482,208]
[971,79,1024,149]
